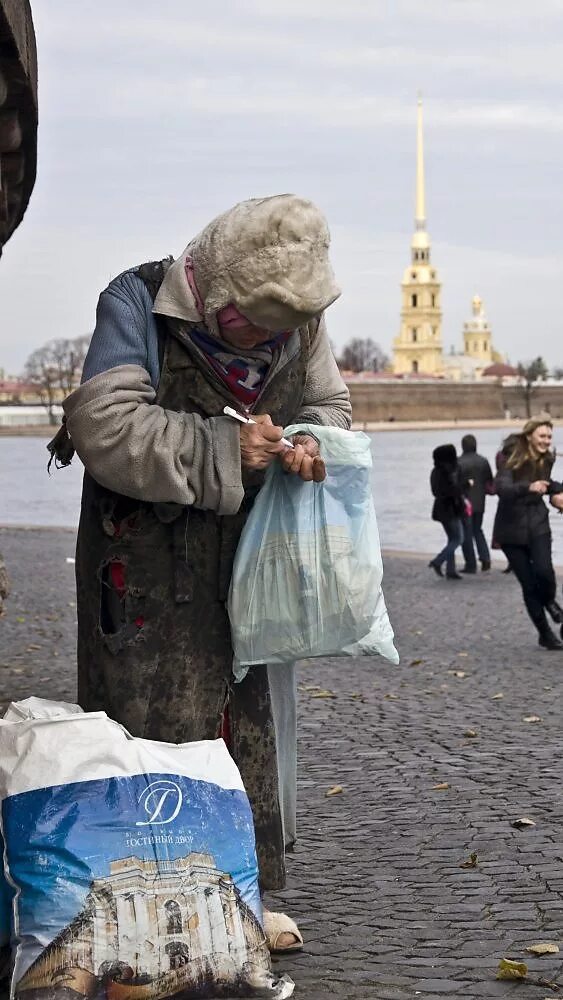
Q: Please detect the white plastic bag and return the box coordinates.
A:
[228,424,398,670]
[0,698,294,999]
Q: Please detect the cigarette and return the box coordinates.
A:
[223,406,295,449]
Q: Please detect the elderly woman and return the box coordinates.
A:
[58,194,352,951]
[493,416,563,650]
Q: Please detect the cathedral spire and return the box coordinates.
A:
[411,94,430,263]
[416,93,426,230]
[392,94,443,376]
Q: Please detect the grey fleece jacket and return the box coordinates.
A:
[64,317,351,515]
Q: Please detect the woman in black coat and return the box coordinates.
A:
[493,416,563,649]
[429,444,466,580]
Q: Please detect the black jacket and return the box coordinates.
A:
[458,452,493,515]
[430,444,465,523]
[493,458,563,546]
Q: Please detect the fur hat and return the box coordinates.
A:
[153,194,341,335]
[433,444,457,467]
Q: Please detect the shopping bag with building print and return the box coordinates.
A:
[0,698,294,1000]
[228,423,398,671]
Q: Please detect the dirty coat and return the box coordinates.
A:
[64,214,351,890]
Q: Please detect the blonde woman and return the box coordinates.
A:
[493,417,563,649]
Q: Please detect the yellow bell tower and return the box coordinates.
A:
[463,295,493,363]
[393,98,444,375]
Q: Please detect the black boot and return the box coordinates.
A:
[538,626,563,650]
[481,560,491,571]
[546,600,563,624]
[428,559,443,578]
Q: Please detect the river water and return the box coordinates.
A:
[2,429,563,564]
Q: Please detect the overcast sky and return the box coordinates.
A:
[0,0,562,374]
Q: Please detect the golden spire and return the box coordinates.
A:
[411,94,430,261]
[415,93,426,230]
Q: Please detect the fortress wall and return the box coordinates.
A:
[501,385,563,420]
[347,382,563,424]
[347,381,504,423]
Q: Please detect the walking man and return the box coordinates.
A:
[458,434,494,573]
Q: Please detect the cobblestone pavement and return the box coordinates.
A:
[3,528,563,999]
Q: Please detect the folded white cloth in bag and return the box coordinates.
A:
[0,698,294,999]
[228,424,399,672]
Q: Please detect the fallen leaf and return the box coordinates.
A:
[460,851,479,869]
[525,943,560,956]
[448,670,466,678]
[491,692,504,700]
[463,729,478,738]
[497,958,528,980]
[511,817,536,829]
[458,652,469,657]
[16,616,25,624]
[523,715,542,723]
[326,785,343,797]
[432,782,449,791]
[310,690,336,699]
[384,693,399,700]
[409,659,424,666]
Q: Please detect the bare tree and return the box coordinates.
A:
[24,336,91,424]
[24,345,60,424]
[49,336,91,394]
[337,337,389,373]
[517,356,549,418]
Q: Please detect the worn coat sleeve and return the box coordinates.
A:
[296,315,352,429]
[63,364,244,514]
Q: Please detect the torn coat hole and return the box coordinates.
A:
[100,560,144,638]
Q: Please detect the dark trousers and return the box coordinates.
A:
[502,534,556,632]
[434,518,464,576]
[462,511,491,570]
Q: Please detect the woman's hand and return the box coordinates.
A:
[279,434,326,483]
[239,413,286,470]
[529,480,550,494]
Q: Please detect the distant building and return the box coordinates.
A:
[392,101,502,379]
[0,378,45,404]
[441,296,505,381]
[16,852,267,998]
[392,98,443,376]
[482,361,519,380]
[464,295,493,364]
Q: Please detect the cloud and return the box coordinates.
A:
[105,77,563,136]
[246,0,563,23]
